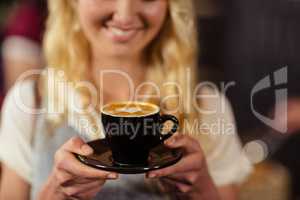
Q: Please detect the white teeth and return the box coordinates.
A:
[110,27,132,36]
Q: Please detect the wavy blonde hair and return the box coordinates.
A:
[42,0,210,148]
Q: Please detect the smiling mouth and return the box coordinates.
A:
[109,26,138,37]
[104,25,143,43]
[102,18,144,43]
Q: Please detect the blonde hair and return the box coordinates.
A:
[43,0,210,148]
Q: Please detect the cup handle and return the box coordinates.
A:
[159,114,179,142]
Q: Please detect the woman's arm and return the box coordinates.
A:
[178,174,238,200]
[37,137,118,200]
[218,185,238,200]
[0,137,116,200]
[147,134,221,200]
[0,164,30,200]
[147,135,240,200]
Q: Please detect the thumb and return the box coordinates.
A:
[63,136,94,156]
[164,134,200,153]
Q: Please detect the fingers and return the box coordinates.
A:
[61,136,94,156]
[160,177,193,194]
[159,178,177,192]
[162,172,199,186]
[54,169,73,187]
[61,180,104,197]
[149,134,204,177]
[55,169,104,187]
[52,137,120,199]
[72,177,104,185]
[55,150,118,179]
[164,134,201,154]
[74,185,102,200]
[55,137,118,179]
[147,153,203,178]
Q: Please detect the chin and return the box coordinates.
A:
[107,45,140,57]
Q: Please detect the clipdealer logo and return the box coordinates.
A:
[251,67,288,133]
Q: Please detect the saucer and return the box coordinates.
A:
[75,139,183,174]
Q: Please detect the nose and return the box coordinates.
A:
[113,0,138,27]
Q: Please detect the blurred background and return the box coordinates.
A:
[0,0,299,199]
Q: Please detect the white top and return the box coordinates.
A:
[0,80,252,186]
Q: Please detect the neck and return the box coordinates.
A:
[90,52,148,103]
[91,50,146,73]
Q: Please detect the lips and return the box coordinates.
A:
[103,22,143,43]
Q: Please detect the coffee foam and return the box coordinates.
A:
[116,107,142,113]
[102,102,159,117]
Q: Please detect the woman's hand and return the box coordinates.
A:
[146,134,220,200]
[272,98,300,134]
[38,136,118,200]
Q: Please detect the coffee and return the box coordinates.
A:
[101,101,179,166]
[102,102,158,117]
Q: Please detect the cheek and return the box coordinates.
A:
[76,1,109,38]
[143,4,168,32]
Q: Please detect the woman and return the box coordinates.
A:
[0,0,252,199]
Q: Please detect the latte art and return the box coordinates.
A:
[102,102,159,117]
[116,107,142,113]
